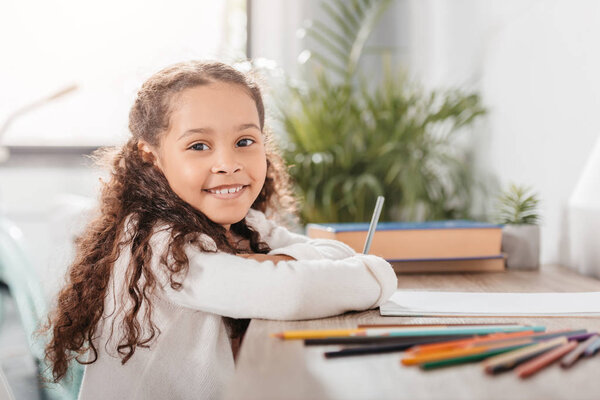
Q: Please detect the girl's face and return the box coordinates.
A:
[144,82,267,230]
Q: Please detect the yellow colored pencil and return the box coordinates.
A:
[271,329,364,340]
[272,324,527,340]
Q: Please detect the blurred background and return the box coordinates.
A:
[1,0,600,398]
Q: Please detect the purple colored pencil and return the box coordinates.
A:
[568,332,598,342]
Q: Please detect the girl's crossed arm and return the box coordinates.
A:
[152,209,397,321]
[157,245,397,321]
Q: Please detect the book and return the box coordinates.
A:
[306,220,503,260]
[390,255,505,274]
[379,291,600,317]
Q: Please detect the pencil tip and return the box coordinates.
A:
[271,333,283,339]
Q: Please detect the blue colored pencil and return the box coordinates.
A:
[356,325,545,338]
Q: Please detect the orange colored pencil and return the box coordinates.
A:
[407,330,538,355]
[270,329,363,340]
[402,338,535,366]
[515,341,578,379]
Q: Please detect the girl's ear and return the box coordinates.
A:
[137,141,160,168]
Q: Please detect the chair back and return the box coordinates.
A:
[0,216,83,400]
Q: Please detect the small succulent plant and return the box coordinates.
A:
[497,184,541,225]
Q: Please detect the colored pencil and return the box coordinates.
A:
[483,337,567,374]
[560,334,599,368]
[407,329,586,356]
[568,332,597,342]
[305,334,470,346]
[419,344,531,370]
[583,336,600,357]
[515,341,578,379]
[359,325,545,338]
[357,323,521,329]
[481,336,566,368]
[323,342,424,358]
[406,330,539,355]
[359,324,524,333]
[274,324,534,340]
[271,329,363,340]
[403,338,539,366]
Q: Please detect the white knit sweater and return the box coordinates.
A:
[78,209,397,400]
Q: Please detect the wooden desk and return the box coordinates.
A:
[224,265,600,400]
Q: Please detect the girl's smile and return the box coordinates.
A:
[140,82,267,230]
[203,184,249,198]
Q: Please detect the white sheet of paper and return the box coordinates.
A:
[380,290,600,317]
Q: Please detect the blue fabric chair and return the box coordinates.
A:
[0,366,16,400]
[0,216,83,400]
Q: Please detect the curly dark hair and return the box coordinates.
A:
[42,61,296,382]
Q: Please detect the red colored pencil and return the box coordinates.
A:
[515,341,578,378]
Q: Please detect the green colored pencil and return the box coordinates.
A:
[420,343,533,370]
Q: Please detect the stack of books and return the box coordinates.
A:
[306,220,505,273]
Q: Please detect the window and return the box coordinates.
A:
[0,0,247,147]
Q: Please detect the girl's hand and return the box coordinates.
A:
[237,253,296,263]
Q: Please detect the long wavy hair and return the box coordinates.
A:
[43,61,296,382]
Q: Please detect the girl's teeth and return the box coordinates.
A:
[212,186,242,194]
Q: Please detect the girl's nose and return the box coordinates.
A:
[210,150,242,174]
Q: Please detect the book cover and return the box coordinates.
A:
[306,220,503,260]
[390,255,506,274]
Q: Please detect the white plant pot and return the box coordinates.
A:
[501,224,540,270]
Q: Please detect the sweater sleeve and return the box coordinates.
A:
[155,240,397,320]
[245,209,356,261]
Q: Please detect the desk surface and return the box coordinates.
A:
[224,265,600,400]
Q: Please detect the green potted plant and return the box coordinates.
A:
[277,0,486,224]
[496,184,541,269]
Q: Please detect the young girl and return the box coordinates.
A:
[44,61,397,400]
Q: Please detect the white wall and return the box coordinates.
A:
[249,0,308,75]
[406,0,600,265]
[249,0,411,79]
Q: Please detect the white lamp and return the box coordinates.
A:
[568,134,600,278]
[0,84,78,162]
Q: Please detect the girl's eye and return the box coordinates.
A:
[236,138,255,147]
[189,143,209,151]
